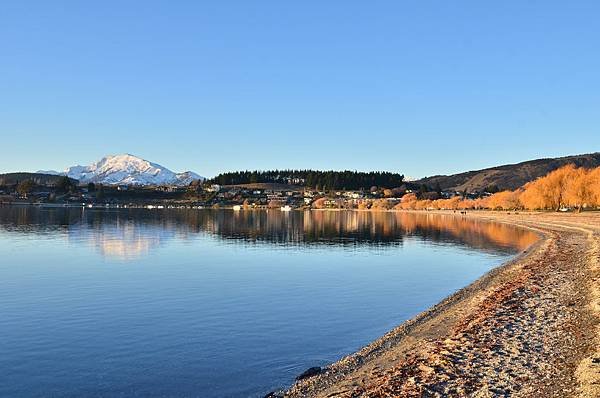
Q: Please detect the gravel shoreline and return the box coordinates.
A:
[284,211,600,398]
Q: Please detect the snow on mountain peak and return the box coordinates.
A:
[60,154,204,186]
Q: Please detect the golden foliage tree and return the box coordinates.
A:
[590,167,600,208]
[564,168,595,211]
[486,190,521,210]
[519,165,577,210]
[371,199,393,210]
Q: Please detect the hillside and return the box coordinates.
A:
[417,152,600,193]
[0,173,78,187]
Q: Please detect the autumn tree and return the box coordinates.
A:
[415,199,432,210]
[398,193,417,210]
[371,199,392,210]
[564,168,595,212]
[519,181,545,210]
[401,193,417,203]
[519,165,577,210]
[446,196,462,210]
[487,190,521,210]
[591,167,600,208]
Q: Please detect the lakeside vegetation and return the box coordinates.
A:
[394,165,600,212]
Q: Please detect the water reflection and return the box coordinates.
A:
[0,206,537,398]
[80,222,165,260]
[0,206,537,260]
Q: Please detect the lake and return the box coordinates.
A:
[0,206,537,397]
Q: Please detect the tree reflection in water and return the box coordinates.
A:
[0,207,537,259]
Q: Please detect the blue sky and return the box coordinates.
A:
[1,1,599,178]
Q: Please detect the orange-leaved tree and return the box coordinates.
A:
[487,190,521,210]
[588,167,600,209]
[564,167,595,212]
[519,164,577,210]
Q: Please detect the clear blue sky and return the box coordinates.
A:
[1,1,599,178]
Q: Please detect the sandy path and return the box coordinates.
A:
[284,212,600,398]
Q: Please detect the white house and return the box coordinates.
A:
[206,184,221,192]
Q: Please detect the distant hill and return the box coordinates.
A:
[0,173,78,186]
[416,153,600,193]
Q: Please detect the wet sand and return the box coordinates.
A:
[285,211,600,397]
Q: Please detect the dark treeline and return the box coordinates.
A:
[210,170,405,190]
[0,173,78,187]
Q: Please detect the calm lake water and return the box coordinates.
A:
[0,206,537,398]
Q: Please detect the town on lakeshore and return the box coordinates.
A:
[0,172,456,210]
[2,152,600,213]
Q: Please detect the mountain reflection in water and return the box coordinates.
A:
[0,207,537,260]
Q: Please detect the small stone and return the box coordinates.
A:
[263,391,284,398]
[296,366,324,381]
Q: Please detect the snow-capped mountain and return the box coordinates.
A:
[39,154,204,186]
[174,171,204,186]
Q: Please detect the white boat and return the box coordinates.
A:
[281,205,292,211]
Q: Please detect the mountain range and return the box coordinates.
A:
[39,154,204,186]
